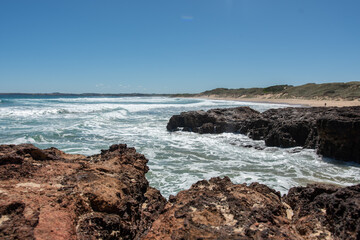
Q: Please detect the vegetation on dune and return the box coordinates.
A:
[281,82,360,99]
[174,82,360,100]
[3,82,359,101]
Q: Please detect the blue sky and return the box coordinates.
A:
[1,0,359,93]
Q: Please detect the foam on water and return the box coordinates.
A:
[0,95,359,198]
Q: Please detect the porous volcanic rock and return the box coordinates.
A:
[144,176,299,239]
[167,106,360,162]
[1,144,360,239]
[0,144,166,240]
[284,183,360,240]
[144,177,360,239]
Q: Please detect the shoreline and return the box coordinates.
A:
[188,95,360,107]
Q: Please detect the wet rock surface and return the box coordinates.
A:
[316,107,360,163]
[167,106,360,162]
[0,144,359,239]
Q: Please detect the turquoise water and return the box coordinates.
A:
[1,95,359,197]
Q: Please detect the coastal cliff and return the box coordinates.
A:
[1,144,359,239]
[167,106,360,163]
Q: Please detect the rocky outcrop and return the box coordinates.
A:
[144,177,298,239]
[144,177,360,240]
[0,144,166,240]
[284,183,360,240]
[167,106,360,162]
[316,108,360,163]
[1,144,360,239]
[166,107,262,135]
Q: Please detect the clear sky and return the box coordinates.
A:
[1,0,360,94]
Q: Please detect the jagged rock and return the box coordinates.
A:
[144,177,299,239]
[284,183,360,240]
[167,107,261,134]
[167,106,360,162]
[144,177,360,239]
[0,144,166,240]
[1,144,359,239]
[317,108,360,162]
[261,108,320,148]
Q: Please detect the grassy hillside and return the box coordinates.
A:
[185,82,360,100]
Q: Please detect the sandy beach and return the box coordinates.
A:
[193,95,360,107]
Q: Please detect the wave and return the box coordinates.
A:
[2,96,360,199]
[0,99,12,104]
[0,98,233,118]
[1,96,294,118]
[44,96,178,104]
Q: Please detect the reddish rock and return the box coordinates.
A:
[1,144,359,239]
[144,177,300,239]
[0,144,166,240]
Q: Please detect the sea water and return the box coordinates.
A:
[0,95,359,197]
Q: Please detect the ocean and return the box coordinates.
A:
[0,95,359,197]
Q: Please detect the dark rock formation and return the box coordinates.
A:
[166,107,261,134]
[284,183,360,240]
[144,177,360,240]
[1,144,359,239]
[317,108,360,163]
[167,106,360,162]
[0,144,166,240]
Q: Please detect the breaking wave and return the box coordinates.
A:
[0,96,359,197]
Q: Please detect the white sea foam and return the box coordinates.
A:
[0,96,359,198]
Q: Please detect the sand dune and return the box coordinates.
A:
[197,95,360,107]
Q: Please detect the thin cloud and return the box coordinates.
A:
[181,15,194,21]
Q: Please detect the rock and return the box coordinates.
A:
[0,144,166,240]
[317,108,360,162]
[1,144,359,239]
[144,177,299,239]
[261,107,320,148]
[144,177,360,239]
[0,201,38,240]
[284,183,360,240]
[167,106,360,162]
[167,107,262,134]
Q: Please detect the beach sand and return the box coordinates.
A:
[193,95,360,107]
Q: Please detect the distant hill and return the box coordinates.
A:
[174,82,360,100]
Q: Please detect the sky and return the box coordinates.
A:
[1,0,360,94]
